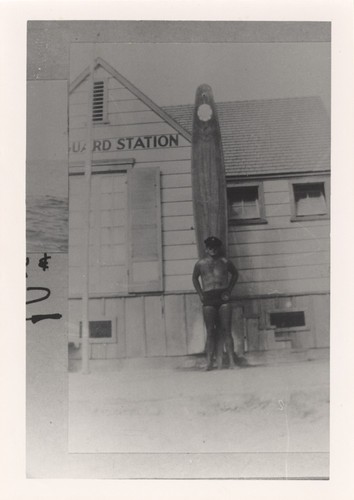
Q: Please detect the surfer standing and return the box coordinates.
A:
[192,236,239,371]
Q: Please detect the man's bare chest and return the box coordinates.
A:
[200,259,227,278]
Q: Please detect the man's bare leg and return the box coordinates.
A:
[216,337,224,369]
[215,317,224,370]
[203,306,218,371]
[219,303,236,368]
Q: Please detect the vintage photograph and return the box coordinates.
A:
[67,37,330,459]
[26,21,331,479]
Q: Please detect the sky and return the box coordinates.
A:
[70,42,330,112]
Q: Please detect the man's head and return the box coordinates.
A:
[204,236,223,257]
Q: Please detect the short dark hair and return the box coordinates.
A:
[204,236,222,249]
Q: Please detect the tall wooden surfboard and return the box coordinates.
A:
[191,84,228,258]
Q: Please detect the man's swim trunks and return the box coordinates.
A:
[202,289,230,308]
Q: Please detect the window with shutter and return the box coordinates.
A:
[127,166,163,292]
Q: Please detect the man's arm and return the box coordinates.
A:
[192,262,204,302]
[226,259,239,294]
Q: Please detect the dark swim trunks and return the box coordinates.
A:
[202,289,230,308]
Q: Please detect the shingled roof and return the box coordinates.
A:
[162,96,330,177]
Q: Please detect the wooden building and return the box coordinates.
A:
[68,58,330,361]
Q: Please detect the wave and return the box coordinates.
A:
[27,195,68,253]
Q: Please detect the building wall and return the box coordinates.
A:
[239,292,330,353]
[68,293,206,359]
[68,64,330,358]
[230,178,330,297]
[68,291,329,359]
[69,67,196,298]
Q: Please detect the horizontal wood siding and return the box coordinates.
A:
[229,177,330,296]
[229,224,329,244]
[70,65,196,297]
[70,110,166,129]
[161,175,329,295]
[165,276,194,292]
[232,251,329,270]
[69,67,329,300]
[138,160,191,175]
[163,230,196,246]
[229,237,329,258]
[235,278,329,296]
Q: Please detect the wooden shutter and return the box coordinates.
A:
[127,166,163,292]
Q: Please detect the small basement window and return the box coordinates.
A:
[227,184,266,225]
[291,180,329,221]
[79,319,115,343]
[269,311,305,329]
[269,311,307,340]
[92,80,108,124]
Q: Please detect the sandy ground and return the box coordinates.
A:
[68,356,329,456]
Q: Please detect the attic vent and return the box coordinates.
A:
[92,80,108,123]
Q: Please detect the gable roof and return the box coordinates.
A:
[70,58,329,178]
[163,96,330,177]
[69,57,192,142]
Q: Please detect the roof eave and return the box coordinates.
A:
[226,169,331,179]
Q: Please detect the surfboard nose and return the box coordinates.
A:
[195,84,214,104]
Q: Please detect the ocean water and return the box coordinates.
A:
[27,195,68,253]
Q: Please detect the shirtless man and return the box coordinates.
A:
[192,236,239,370]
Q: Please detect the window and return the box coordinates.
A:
[290,180,329,221]
[79,319,116,343]
[227,183,266,225]
[92,79,108,124]
[268,311,307,340]
[269,311,305,329]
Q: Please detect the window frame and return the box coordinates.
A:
[265,309,309,341]
[79,317,118,344]
[227,181,267,226]
[289,176,330,222]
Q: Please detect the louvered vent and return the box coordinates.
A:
[92,80,107,123]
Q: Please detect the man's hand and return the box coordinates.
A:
[221,291,230,302]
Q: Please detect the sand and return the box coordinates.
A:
[69,357,329,456]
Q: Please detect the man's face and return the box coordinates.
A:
[206,245,221,258]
